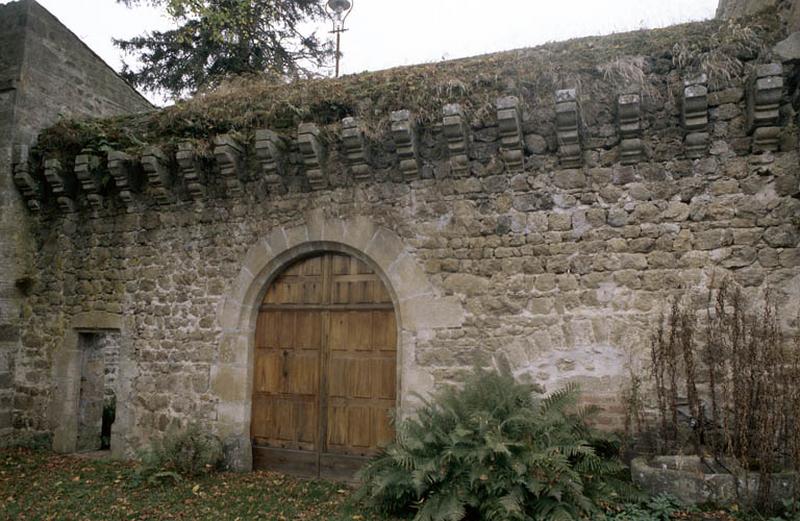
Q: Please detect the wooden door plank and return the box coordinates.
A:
[318,253,332,471]
[374,406,394,448]
[319,453,368,483]
[253,446,319,478]
[253,350,281,394]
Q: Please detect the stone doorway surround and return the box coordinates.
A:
[214,215,466,471]
[50,311,136,459]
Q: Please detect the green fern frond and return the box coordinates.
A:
[541,383,581,414]
[357,367,629,519]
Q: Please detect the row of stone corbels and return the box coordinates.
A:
[11,135,246,213]
[253,107,473,189]
[11,65,786,213]
[514,63,784,168]
[680,63,785,157]
[468,63,784,170]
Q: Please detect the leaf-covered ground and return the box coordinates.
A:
[0,448,755,521]
[0,448,398,521]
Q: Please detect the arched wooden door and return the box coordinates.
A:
[250,252,397,480]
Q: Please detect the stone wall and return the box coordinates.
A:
[716,0,779,19]
[7,0,152,139]
[717,0,800,31]
[9,24,800,467]
[3,3,799,468]
[0,0,151,440]
[0,0,31,442]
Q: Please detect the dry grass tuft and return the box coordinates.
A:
[597,55,648,93]
[673,18,773,89]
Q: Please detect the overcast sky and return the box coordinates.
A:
[2,0,719,105]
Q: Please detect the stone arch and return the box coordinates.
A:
[212,214,465,470]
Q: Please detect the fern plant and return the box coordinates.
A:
[357,367,636,521]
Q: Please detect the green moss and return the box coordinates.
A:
[34,9,781,160]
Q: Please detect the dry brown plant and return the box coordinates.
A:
[647,278,800,507]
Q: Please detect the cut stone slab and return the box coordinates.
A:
[774,32,800,62]
[631,456,797,506]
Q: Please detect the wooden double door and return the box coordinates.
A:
[250,252,397,480]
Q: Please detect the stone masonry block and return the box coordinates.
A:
[241,239,274,280]
[387,252,431,301]
[390,110,420,180]
[284,224,309,250]
[211,366,248,402]
[297,123,327,190]
[319,218,346,244]
[399,296,465,331]
[264,227,288,254]
[341,216,378,251]
[364,227,406,272]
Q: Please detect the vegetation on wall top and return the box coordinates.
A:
[35,8,779,161]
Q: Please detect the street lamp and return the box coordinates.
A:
[326,0,353,78]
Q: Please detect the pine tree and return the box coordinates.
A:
[115,0,333,99]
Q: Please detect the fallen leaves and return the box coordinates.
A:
[0,448,400,521]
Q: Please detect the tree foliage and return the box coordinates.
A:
[115,0,333,99]
[357,367,637,521]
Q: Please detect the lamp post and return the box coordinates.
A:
[326,0,353,78]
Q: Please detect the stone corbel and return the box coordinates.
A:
[298,123,327,190]
[107,151,138,207]
[555,89,582,168]
[618,93,644,164]
[74,149,103,209]
[177,140,207,199]
[12,145,41,212]
[141,146,173,205]
[390,110,419,180]
[44,158,77,213]
[341,117,370,182]
[254,129,286,192]
[213,135,244,195]
[496,96,524,171]
[747,63,783,152]
[683,74,709,159]
[442,104,469,176]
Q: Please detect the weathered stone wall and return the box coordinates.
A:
[2,2,798,467]
[717,0,800,31]
[0,0,151,441]
[0,0,31,442]
[717,0,779,19]
[7,0,152,138]
[10,36,800,468]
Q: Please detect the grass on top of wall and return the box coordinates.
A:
[33,6,780,163]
